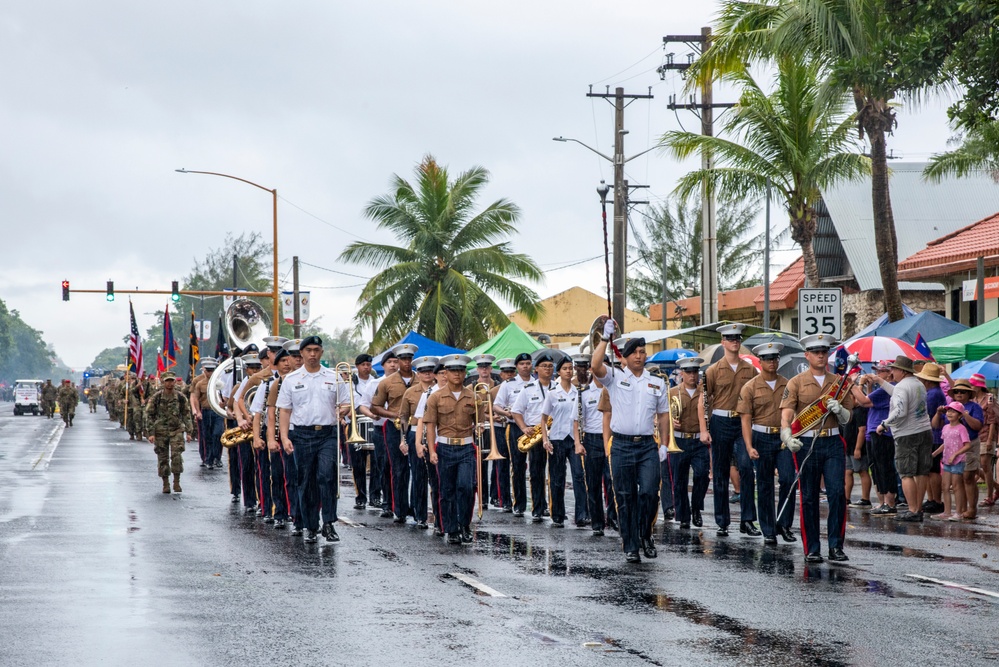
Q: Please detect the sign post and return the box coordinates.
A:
[797,288,842,339]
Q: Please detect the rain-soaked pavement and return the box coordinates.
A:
[2,407,998,666]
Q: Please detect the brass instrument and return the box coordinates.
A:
[517,416,553,453]
[473,382,505,519]
[579,315,610,356]
[665,394,683,453]
[789,354,860,437]
[335,362,367,446]
[220,384,256,447]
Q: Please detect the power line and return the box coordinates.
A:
[277,194,369,241]
[589,45,664,86]
[546,255,602,272]
[298,260,372,280]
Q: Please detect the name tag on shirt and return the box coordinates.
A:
[292,383,306,392]
[617,380,632,391]
[529,395,541,402]
[323,381,337,392]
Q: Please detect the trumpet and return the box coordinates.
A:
[665,394,683,453]
[473,382,505,519]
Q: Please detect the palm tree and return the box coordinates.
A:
[629,195,765,315]
[690,0,911,321]
[924,119,999,183]
[662,58,867,287]
[339,155,544,350]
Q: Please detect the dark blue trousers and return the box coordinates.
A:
[238,441,257,509]
[269,449,287,520]
[568,444,589,523]
[752,432,797,538]
[710,414,756,527]
[610,434,660,554]
[668,436,710,524]
[507,424,527,513]
[349,442,371,506]
[492,425,512,508]
[581,433,607,530]
[795,434,847,556]
[660,456,675,514]
[370,423,388,507]
[529,444,548,517]
[281,448,300,527]
[202,411,222,466]
[547,437,572,523]
[385,422,410,519]
[428,459,442,531]
[255,446,271,516]
[291,427,338,532]
[407,431,428,522]
[437,442,475,534]
[226,420,241,496]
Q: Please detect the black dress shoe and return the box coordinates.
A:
[625,551,641,563]
[502,506,513,513]
[321,523,340,543]
[417,521,428,529]
[353,501,366,510]
[368,497,381,508]
[291,527,304,536]
[664,508,675,522]
[764,536,777,545]
[592,528,604,536]
[460,528,473,544]
[691,510,702,527]
[551,521,564,528]
[716,528,729,537]
[804,553,824,563]
[607,519,619,531]
[380,510,394,518]
[828,548,849,562]
[531,515,544,523]
[433,527,444,537]
[447,533,461,544]
[231,494,240,504]
[680,522,690,530]
[513,510,525,517]
[263,516,275,524]
[740,521,761,536]
[393,516,406,524]
[642,539,658,559]
[779,527,797,543]
[304,530,318,544]
[274,520,287,529]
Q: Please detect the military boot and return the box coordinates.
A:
[173,474,182,493]
[162,477,171,494]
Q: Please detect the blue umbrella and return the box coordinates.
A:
[950,360,999,388]
[647,348,698,363]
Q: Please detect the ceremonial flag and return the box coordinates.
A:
[914,332,935,361]
[214,313,229,360]
[188,311,200,382]
[156,350,166,376]
[833,345,850,374]
[128,300,144,378]
[162,304,178,370]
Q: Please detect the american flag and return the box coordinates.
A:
[128,300,144,378]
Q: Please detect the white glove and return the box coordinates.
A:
[780,426,803,453]
[658,445,668,462]
[825,398,850,424]
[602,318,617,340]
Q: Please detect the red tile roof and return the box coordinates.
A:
[754,256,804,311]
[898,211,999,280]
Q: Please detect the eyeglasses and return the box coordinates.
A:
[759,356,780,362]
[952,389,970,394]
[536,363,554,370]
[681,368,699,373]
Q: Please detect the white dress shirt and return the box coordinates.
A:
[359,376,386,426]
[414,384,440,420]
[275,366,348,427]
[578,383,604,435]
[541,382,578,441]
[494,376,530,412]
[597,365,668,436]
[511,378,555,427]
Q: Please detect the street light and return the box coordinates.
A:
[553,136,657,330]
[176,168,280,335]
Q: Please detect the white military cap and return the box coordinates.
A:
[439,354,473,370]
[676,357,705,371]
[242,353,261,366]
[716,323,747,337]
[283,339,301,352]
[473,354,496,366]
[752,342,784,358]
[392,343,419,358]
[799,334,838,351]
[200,358,219,370]
[413,356,439,372]
[572,354,591,366]
[262,336,288,350]
[497,358,516,371]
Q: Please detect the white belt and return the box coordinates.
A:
[751,425,781,434]
[712,409,738,418]
[437,436,473,445]
[800,428,840,438]
[410,425,419,433]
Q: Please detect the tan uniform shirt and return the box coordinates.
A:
[705,358,757,412]
[669,384,702,433]
[780,371,855,425]
[372,372,415,415]
[596,388,611,413]
[424,386,477,439]
[399,383,431,428]
[737,375,789,428]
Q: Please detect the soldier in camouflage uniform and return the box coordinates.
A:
[40,380,57,419]
[145,372,194,493]
[127,375,147,440]
[88,386,99,413]
[56,380,78,426]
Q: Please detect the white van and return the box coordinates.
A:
[14,379,42,416]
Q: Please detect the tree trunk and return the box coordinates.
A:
[789,206,820,288]
[866,111,905,322]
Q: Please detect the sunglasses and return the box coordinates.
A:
[759,356,780,362]
[722,336,742,342]
[952,389,970,394]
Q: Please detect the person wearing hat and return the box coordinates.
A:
[914,362,948,514]
[868,355,936,523]
[266,349,301,532]
[190,359,222,469]
[398,356,439,529]
[465,354,498,388]
[969,373,999,508]
[511,351,558,522]
[492,352,536,516]
[276,335,350,544]
[250,347,292,525]
[371,343,419,523]
[590,320,668,563]
[413,359,449,534]
[125,372,148,442]
[229,353,262,515]
[852,361,900,514]
[497,358,516,382]
[573,354,606,534]
[931,377,984,519]
[780,334,855,562]
[240,349,280,519]
[40,379,56,419]
[359,350,399,515]
[486,363,515,509]
[699,323,759,538]
[564,357,590,528]
[738,343,792,544]
[347,353,377,510]
[537,355,580,528]
[668,357,709,530]
[145,372,195,494]
[424,354,478,544]
[56,379,78,427]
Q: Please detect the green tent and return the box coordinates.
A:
[464,322,545,367]
[929,318,999,363]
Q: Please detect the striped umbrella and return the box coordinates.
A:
[843,336,929,363]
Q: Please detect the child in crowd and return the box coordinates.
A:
[933,402,972,520]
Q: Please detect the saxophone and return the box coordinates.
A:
[517,416,554,453]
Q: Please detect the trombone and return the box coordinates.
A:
[335,362,367,447]
[473,382,505,519]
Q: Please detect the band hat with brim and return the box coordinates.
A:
[473,354,496,367]
[241,343,259,354]
[262,336,288,350]
[716,323,746,337]
[242,354,261,366]
[800,333,838,351]
[889,355,915,373]
[514,352,533,364]
[914,363,944,383]
[440,354,473,370]
[413,355,439,372]
[392,343,418,358]
[676,357,704,371]
[283,339,301,352]
[752,342,784,358]
[497,358,516,371]
[300,335,323,349]
[200,359,218,370]
[572,354,591,366]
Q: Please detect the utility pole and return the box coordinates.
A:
[292,255,301,338]
[660,27,736,325]
[661,250,668,330]
[585,85,653,331]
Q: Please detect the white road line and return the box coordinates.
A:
[338,516,361,527]
[31,423,65,470]
[906,573,999,599]
[450,572,507,598]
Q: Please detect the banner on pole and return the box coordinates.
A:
[223,288,249,311]
[281,291,310,324]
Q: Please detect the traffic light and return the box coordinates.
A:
[62,280,70,301]
[106,280,114,302]
[171,280,180,302]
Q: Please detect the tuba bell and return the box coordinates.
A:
[226,298,270,352]
[579,314,610,356]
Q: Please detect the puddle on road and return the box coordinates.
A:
[473,529,618,579]
[370,547,400,562]
[127,508,140,533]
[846,537,999,575]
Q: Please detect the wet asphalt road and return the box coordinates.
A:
[1,407,998,667]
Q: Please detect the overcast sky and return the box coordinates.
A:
[0,1,958,369]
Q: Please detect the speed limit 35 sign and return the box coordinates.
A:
[797,288,842,339]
